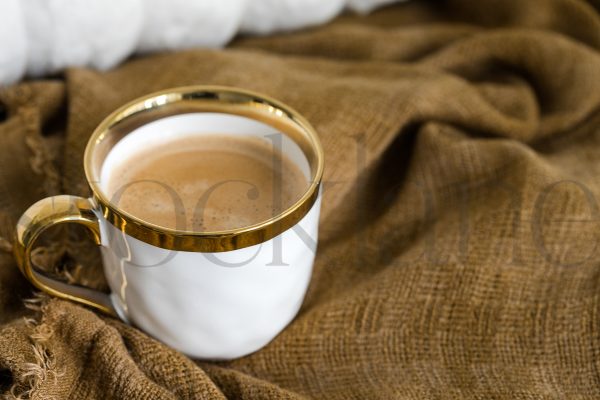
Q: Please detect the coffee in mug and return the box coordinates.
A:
[105,133,307,231]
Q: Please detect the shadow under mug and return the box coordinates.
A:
[13,86,324,360]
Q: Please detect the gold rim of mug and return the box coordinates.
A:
[84,86,324,252]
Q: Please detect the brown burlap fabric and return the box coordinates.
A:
[1,0,600,398]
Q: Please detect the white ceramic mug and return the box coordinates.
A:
[13,86,324,360]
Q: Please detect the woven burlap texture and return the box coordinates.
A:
[0,0,599,398]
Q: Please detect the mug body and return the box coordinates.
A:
[97,196,320,359]
[93,108,322,358]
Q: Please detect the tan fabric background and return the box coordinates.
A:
[1,0,600,398]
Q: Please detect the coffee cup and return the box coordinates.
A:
[13,86,324,360]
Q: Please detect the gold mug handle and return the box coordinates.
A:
[13,195,117,316]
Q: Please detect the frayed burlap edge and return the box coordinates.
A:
[5,293,64,400]
[0,237,67,400]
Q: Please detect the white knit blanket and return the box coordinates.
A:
[0,0,402,86]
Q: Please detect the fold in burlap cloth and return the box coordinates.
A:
[1,0,600,398]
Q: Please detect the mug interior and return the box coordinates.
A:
[98,113,311,233]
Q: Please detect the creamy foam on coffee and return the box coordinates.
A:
[104,134,307,231]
